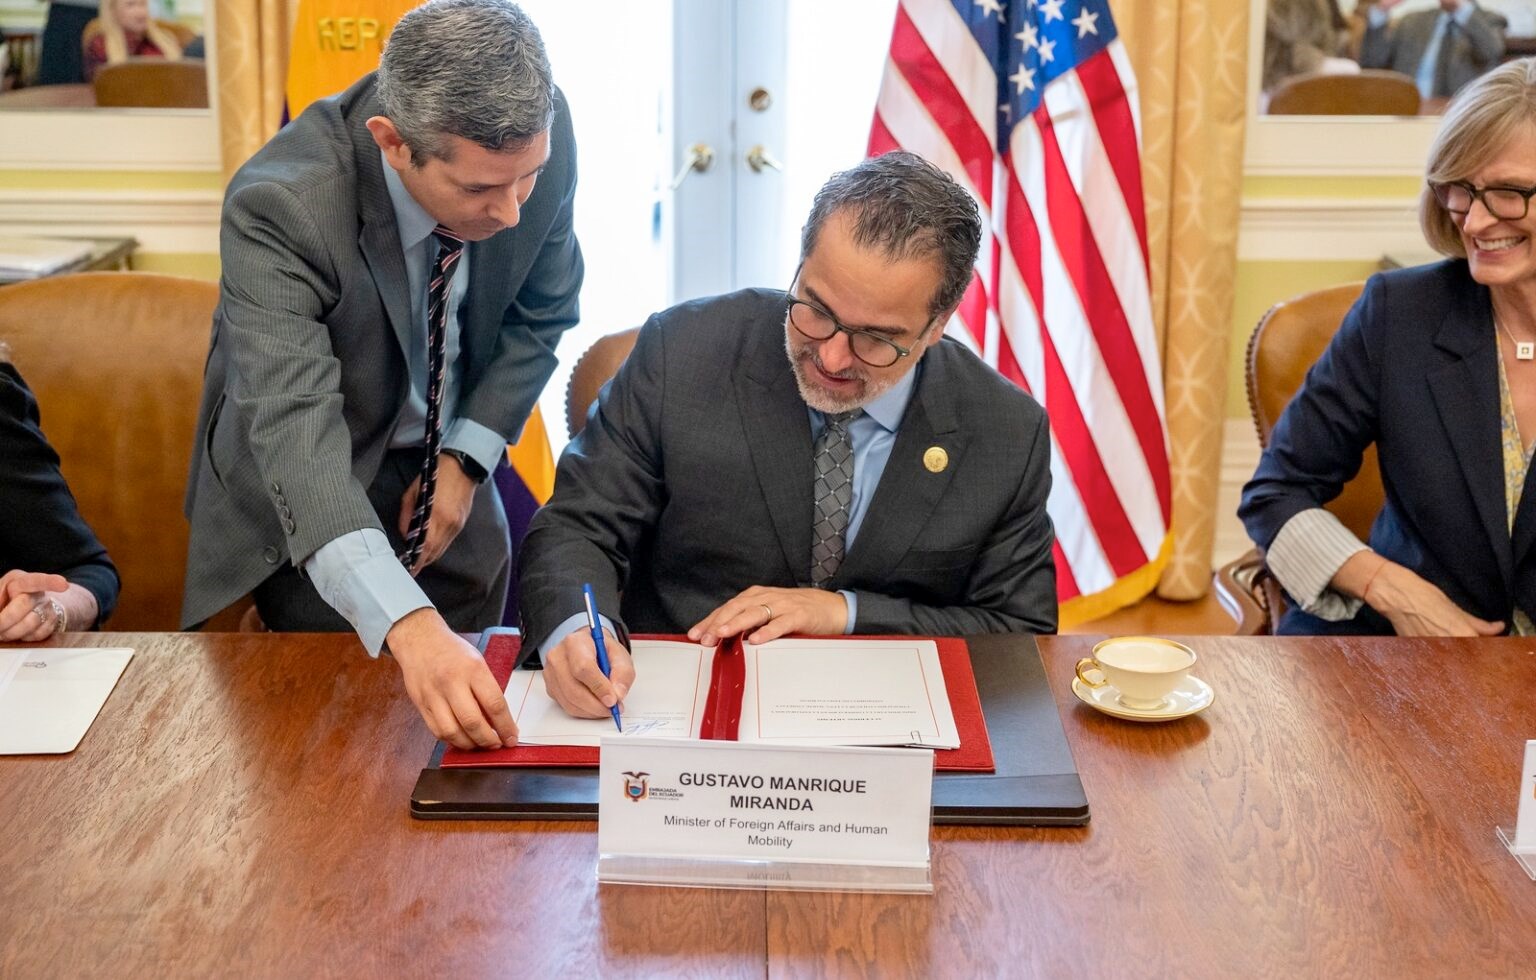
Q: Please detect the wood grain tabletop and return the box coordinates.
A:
[2,632,1532,978]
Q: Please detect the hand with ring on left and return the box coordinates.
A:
[687,585,847,646]
[0,570,71,642]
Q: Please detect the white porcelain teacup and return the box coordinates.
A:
[1075,637,1196,711]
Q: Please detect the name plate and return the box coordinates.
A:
[1497,739,1536,881]
[596,736,934,892]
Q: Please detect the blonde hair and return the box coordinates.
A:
[1263,0,1341,93]
[100,0,182,65]
[1421,58,1536,258]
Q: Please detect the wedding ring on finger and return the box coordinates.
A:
[759,603,774,623]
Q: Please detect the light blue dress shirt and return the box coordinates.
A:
[302,153,511,656]
[537,361,921,657]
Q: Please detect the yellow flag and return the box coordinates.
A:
[507,404,557,505]
[285,0,415,117]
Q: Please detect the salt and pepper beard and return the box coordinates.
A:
[783,311,916,415]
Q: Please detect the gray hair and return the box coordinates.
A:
[1421,57,1536,257]
[377,0,554,164]
[800,151,981,317]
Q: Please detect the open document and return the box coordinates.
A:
[509,636,958,750]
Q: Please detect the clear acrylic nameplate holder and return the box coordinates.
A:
[594,737,935,893]
[1495,826,1535,881]
[596,853,933,893]
[1496,740,1536,881]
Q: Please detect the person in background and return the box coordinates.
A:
[1241,59,1536,636]
[0,343,119,641]
[83,0,182,82]
[1359,0,1505,101]
[1262,0,1362,111]
[35,0,97,85]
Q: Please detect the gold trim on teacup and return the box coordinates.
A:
[1088,635,1196,673]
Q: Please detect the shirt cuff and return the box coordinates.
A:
[1266,509,1371,621]
[1368,8,1388,28]
[838,590,857,634]
[443,417,507,483]
[537,611,617,660]
[304,528,432,655]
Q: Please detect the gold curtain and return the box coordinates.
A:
[1110,0,1251,600]
[214,0,296,184]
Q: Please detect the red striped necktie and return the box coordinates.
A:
[399,224,465,570]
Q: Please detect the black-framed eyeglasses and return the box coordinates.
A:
[1430,180,1536,221]
[784,293,933,368]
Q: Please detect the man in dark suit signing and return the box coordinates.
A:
[182,0,581,749]
[520,152,1056,719]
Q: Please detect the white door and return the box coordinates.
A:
[526,0,896,453]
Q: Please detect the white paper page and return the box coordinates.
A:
[0,650,24,698]
[509,640,714,746]
[737,638,959,748]
[0,647,134,754]
[0,236,92,276]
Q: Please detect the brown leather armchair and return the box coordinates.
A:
[1267,70,1421,116]
[1216,281,1384,634]
[93,59,208,108]
[0,271,217,630]
[564,327,639,438]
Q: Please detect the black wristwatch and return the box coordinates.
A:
[442,448,490,483]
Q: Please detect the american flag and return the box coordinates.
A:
[870,0,1171,614]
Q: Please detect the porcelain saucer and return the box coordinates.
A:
[1071,674,1214,722]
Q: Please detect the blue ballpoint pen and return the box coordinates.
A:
[583,583,623,732]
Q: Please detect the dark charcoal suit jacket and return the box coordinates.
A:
[1,362,119,624]
[1241,260,1530,635]
[518,288,1058,649]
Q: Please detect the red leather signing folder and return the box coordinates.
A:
[442,634,995,772]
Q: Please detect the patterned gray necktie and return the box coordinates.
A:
[811,410,858,588]
[398,225,464,570]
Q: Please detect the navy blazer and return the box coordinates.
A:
[0,362,119,624]
[1240,259,1536,635]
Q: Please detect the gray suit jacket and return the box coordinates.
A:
[1359,5,1505,97]
[518,289,1058,649]
[182,72,582,627]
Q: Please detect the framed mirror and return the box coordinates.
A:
[0,0,216,170]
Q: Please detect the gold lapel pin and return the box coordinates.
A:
[923,446,949,473]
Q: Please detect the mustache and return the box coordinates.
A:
[796,347,859,380]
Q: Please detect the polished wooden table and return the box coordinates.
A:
[2,633,1533,977]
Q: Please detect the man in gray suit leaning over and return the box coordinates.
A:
[183,0,581,749]
[520,152,1056,720]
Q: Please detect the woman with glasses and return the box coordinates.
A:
[1241,57,1536,636]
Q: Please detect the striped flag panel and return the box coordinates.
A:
[870,0,1172,616]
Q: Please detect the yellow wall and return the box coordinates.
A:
[1228,175,1422,417]
[0,170,221,192]
[0,168,221,282]
[132,252,221,280]
[1227,259,1379,417]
